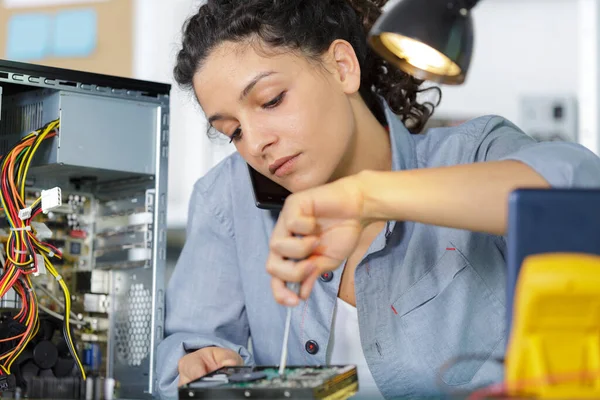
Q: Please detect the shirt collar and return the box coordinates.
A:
[374,101,418,247]
[383,100,418,173]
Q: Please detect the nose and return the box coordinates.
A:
[244,123,277,158]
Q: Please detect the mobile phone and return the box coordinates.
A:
[247,164,291,210]
[179,364,358,399]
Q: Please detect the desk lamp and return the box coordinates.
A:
[368,0,479,84]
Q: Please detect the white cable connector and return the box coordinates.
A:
[18,207,32,220]
[41,187,62,214]
[31,222,53,240]
[33,253,46,276]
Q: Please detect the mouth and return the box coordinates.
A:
[269,154,300,177]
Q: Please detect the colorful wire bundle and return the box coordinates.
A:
[0,119,86,380]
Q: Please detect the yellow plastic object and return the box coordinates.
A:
[505,253,600,398]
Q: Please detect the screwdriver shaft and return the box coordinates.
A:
[278,282,300,376]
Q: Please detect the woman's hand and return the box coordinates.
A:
[178,346,243,386]
[266,174,369,306]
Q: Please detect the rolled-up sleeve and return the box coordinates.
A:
[473,116,600,188]
[155,181,254,399]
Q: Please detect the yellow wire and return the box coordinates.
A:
[24,275,37,327]
[5,283,39,371]
[17,122,56,197]
[20,121,59,199]
[0,265,16,298]
[45,258,86,380]
[0,267,10,296]
[5,231,32,267]
[28,197,41,209]
[0,121,63,374]
[0,120,85,378]
[3,280,37,368]
[0,158,15,229]
[0,129,32,226]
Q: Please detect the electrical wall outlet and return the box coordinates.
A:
[519,95,578,143]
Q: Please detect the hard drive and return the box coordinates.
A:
[178,365,358,399]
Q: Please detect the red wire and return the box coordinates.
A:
[2,154,18,223]
[0,266,17,295]
[13,283,26,320]
[0,129,57,375]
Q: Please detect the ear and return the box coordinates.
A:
[327,39,361,95]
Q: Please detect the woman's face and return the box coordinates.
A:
[193,40,359,192]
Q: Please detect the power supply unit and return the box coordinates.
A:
[0,59,170,399]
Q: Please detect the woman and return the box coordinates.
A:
[156,0,600,398]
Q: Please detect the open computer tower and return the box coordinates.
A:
[0,59,170,399]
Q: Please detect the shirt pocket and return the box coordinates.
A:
[392,244,505,386]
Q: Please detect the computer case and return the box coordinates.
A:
[0,59,170,399]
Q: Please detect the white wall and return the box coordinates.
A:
[436,0,579,124]
[578,0,600,155]
[133,0,235,229]
[131,0,586,229]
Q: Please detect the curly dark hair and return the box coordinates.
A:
[174,0,441,133]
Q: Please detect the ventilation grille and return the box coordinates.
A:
[0,101,44,155]
[0,102,44,135]
[115,283,152,367]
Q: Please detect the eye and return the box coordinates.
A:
[262,91,286,109]
[229,127,242,143]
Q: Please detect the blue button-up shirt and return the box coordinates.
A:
[156,103,600,399]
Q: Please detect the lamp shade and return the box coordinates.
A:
[368,0,474,85]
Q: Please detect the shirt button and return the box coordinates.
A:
[305,340,319,355]
[319,272,334,282]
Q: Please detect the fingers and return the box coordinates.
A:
[266,256,316,284]
[178,348,244,387]
[267,182,365,306]
[284,213,317,236]
[220,358,240,367]
[271,195,316,241]
[270,266,322,306]
[271,276,299,306]
[213,347,243,367]
[300,254,344,276]
[270,235,319,260]
[178,353,208,386]
[299,271,320,300]
[267,243,345,307]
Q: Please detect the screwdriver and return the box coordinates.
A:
[278,233,307,378]
[278,281,300,378]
